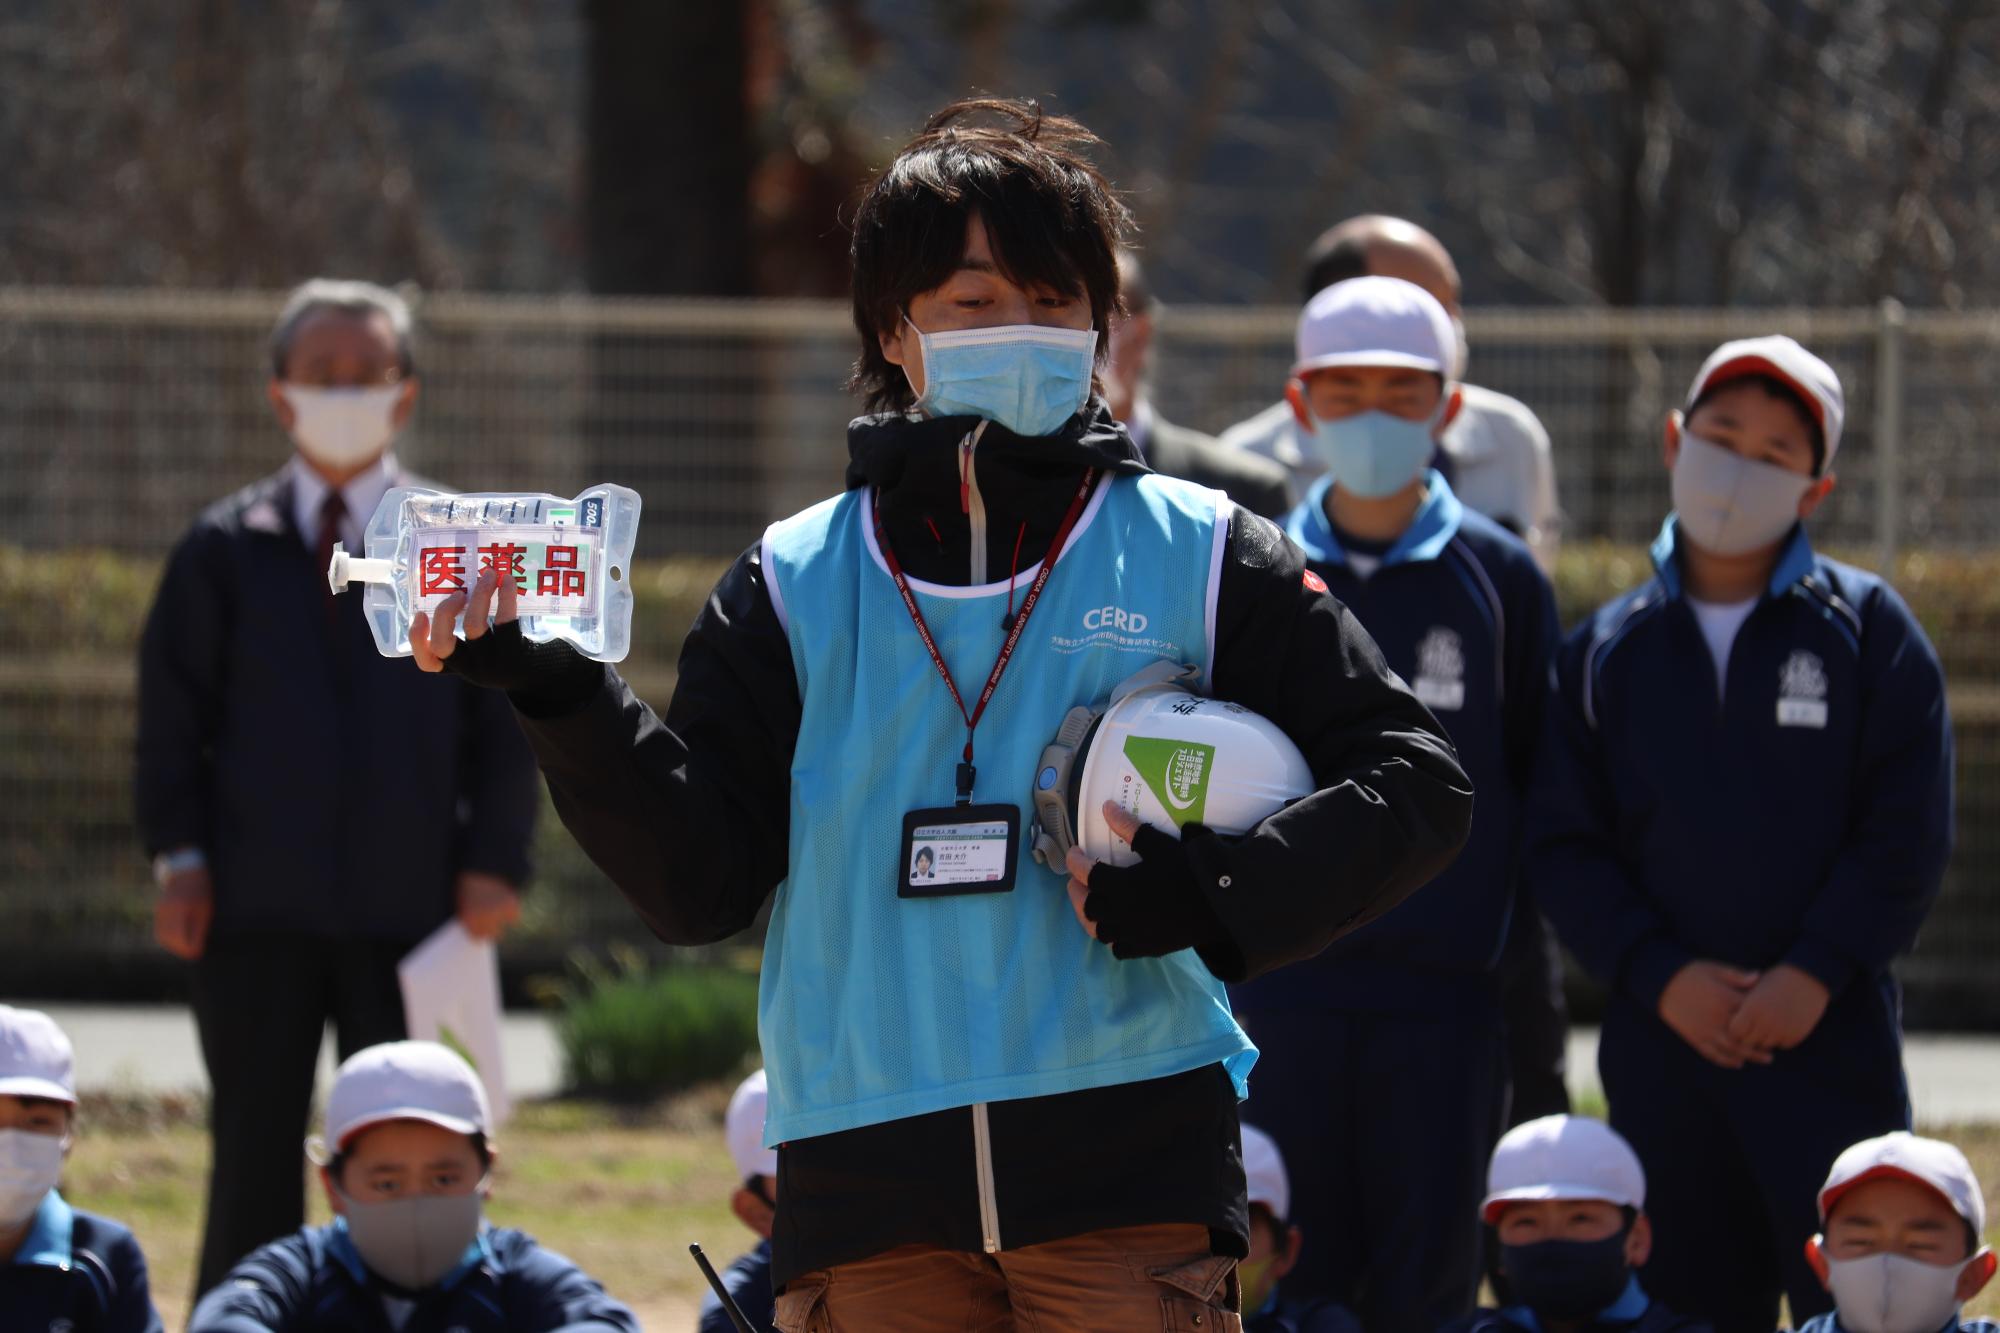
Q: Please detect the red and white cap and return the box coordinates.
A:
[1242,1123,1290,1223]
[1481,1115,1646,1224]
[0,1005,76,1105]
[725,1069,778,1182]
[1819,1131,1985,1237]
[325,1041,491,1152]
[1294,275,1456,378]
[1686,335,1846,465]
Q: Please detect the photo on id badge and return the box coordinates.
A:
[898,805,1021,899]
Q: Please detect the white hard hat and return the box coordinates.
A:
[1031,661,1315,868]
[0,1006,76,1105]
[726,1069,778,1182]
[324,1041,492,1153]
[1241,1123,1290,1223]
[1819,1131,1984,1238]
[1481,1115,1646,1224]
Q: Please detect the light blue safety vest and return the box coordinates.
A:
[757,472,1258,1144]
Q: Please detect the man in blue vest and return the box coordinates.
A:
[1529,336,1953,1333]
[402,98,1472,1327]
[1230,275,1560,1333]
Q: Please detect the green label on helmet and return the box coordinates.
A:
[1123,735,1216,827]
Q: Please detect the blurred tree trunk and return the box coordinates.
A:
[584,0,751,296]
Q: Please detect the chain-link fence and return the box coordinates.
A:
[4,290,1997,1018]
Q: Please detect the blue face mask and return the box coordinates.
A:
[1500,1232,1634,1323]
[905,319,1098,437]
[1306,408,1439,498]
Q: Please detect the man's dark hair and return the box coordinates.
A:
[1689,372,1827,474]
[1299,231,1373,305]
[848,98,1132,414]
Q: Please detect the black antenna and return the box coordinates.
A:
[689,1242,761,1333]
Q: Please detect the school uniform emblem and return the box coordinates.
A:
[1412,627,1466,711]
[1777,650,1829,728]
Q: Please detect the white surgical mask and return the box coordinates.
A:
[283,385,403,469]
[1670,429,1813,556]
[336,1184,485,1291]
[1826,1251,1980,1333]
[0,1128,66,1228]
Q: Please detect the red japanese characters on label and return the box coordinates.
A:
[411,525,599,618]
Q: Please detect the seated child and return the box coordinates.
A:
[698,1068,777,1333]
[189,1040,638,1332]
[1801,1131,1996,1333]
[0,1004,163,1332]
[1448,1114,1713,1333]
[1240,1122,1362,1333]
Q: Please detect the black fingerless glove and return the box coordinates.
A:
[1082,822,1232,962]
[444,620,605,718]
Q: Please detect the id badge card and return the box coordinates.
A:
[899,804,1021,898]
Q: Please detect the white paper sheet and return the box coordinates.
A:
[397,921,512,1126]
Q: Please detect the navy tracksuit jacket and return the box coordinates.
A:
[1529,519,1953,1333]
[1442,1277,1714,1333]
[1232,472,1559,1333]
[186,1221,639,1332]
[697,1237,774,1333]
[1,1193,162,1333]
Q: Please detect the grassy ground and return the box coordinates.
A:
[55,1093,2000,1332]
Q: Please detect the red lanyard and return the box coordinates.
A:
[874,468,1097,805]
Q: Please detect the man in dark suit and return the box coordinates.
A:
[135,279,541,1298]
[1106,249,1294,518]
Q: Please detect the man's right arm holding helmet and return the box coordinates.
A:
[1066,509,1475,982]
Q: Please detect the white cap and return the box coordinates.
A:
[0,1006,76,1105]
[1481,1115,1646,1224]
[1241,1123,1290,1223]
[325,1041,491,1153]
[725,1069,777,1182]
[1293,275,1456,377]
[1685,335,1846,466]
[1819,1131,1985,1239]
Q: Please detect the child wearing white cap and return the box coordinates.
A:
[1229,273,1561,1333]
[698,1068,778,1333]
[1237,1123,1362,1333]
[1530,335,1952,1333]
[188,1040,638,1332]
[1800,1131,1996,1333]
[0,1004,164,1332]
[1447,1115,1712,1333]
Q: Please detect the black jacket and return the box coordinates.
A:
[1140,411,1295,519]
[511,403,1472,1285]
[136,465,541,941]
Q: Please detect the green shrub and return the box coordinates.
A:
[552,949,761,1100]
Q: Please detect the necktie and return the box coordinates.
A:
[316,491,347,616]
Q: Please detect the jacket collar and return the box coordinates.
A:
[1284,470,1463,570]
[842,399,1148,493]
[12,1190,71,1269]
[1649,515,1817,601]
[1501,1273,1650,1333]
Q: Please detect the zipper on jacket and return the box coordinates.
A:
[971,1101,1002,1253]
[960,420,990,584]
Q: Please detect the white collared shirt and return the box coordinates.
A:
[289,451,398,552]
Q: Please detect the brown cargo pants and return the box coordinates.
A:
[772,1222,1242,1331]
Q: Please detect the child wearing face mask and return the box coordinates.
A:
[188,1041,637,1333]
[1801,1132,1996,1333]
[1529,337,1953,1333]
[1228,275,1561,1333]
[0,1005,164,1332]
[697,1069,778,1333]
[1236,1124,1362,1333]
[1448,1115,1712,1333]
